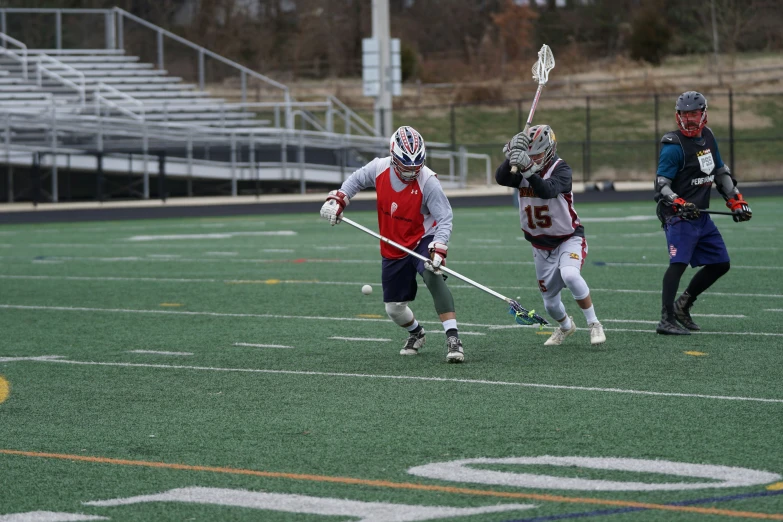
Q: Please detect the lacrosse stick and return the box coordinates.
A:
[341,216,549,326]
[699,209,738,216]
[675,208,737,218]
[511,44,556,174]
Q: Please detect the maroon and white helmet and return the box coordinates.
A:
[390,126,426,183]
[526,124,557,174]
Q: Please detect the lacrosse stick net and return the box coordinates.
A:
[532,44,555,84]
[511,44,556,174]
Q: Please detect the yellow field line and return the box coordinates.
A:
[2,449,781,520]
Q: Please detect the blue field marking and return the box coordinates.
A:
[502,489,783,522]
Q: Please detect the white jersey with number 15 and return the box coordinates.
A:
[517,159,581,239]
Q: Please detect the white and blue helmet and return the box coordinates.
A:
[390,126,426,183]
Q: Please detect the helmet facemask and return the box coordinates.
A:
[676,109,708,138]
[525,125,557,174]
[675,91,708,138]
[390,126,426,184]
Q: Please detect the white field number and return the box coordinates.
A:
[408,456,781,491]
[6,457,780,520]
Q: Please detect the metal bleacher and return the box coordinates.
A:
[0,7,486,202]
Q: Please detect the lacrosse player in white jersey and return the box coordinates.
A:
[496,125,606,346]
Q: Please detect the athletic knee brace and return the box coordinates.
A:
[560,265,590,300]
[385,301,414,326]
[542,295,567,322]
[422,269,455,315]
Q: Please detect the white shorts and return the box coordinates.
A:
[532,235,588,298]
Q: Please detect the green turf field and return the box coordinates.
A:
[1,197,782,521]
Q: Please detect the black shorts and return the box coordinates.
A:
[380,236,433,303]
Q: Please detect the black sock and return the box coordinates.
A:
[446,328,459,339]
[410,324,423,335]
[686,262,730,298]
[662,263,688,320]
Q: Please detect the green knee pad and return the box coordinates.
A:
[422,269,455,315]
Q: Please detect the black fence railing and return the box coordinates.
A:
[370,90,783,184]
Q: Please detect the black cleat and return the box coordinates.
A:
[674,293,701,331]
[656,318,691,335]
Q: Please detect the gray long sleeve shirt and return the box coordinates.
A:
[339,157,453,245]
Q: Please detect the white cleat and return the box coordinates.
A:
[400,330,425,355]
[544,316,576,346]
[589,321,606,345]
[446,336,464,363]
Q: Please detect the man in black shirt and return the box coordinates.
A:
[654,91,752,335]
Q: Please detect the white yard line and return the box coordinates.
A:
[426,331,486,336]
[602,314,746,324]
[692,313,747,318]
[595,262,783,270]
[3,274,781,300]
[127,350,193,356]
[2,304,781,336]
[127,231,296,241]
[4,254,782,270]
[600,317,658,324]
[233,342,294,349]
[0,275,219,283]
[580,215,659,222]
[8,357,782,404]
[329,337,391,342]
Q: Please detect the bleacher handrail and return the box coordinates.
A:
[36,53,85,108]
[0,32,28,80]
[95,81,144,121]
[112,8,289,97]
[327,96,378,137]
[0,7,377,137]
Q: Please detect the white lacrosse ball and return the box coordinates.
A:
[361,285,373,295]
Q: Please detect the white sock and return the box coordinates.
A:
[406,320,420,332]
[558,316,573,331]
[442,318,457,332]
[582,305,598,324]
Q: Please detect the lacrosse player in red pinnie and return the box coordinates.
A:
[496,125,606,347]
[320,126,465,363]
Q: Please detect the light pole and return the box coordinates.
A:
[372,0,393,137]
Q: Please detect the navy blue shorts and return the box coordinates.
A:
[381,236,433,303]
[664,214,730,267]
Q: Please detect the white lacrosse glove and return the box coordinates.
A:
[319,190,350,225]
[425,241,448,273]
[508,149,533,177]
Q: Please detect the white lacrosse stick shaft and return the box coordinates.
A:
[341,216,512,305]
[511,44,555,174]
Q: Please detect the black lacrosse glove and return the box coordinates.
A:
[672,198,700,220]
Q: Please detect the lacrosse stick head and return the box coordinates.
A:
[508,299,550,326]
[532,44,555,85]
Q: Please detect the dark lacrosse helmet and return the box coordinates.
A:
[675,91,708,138]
